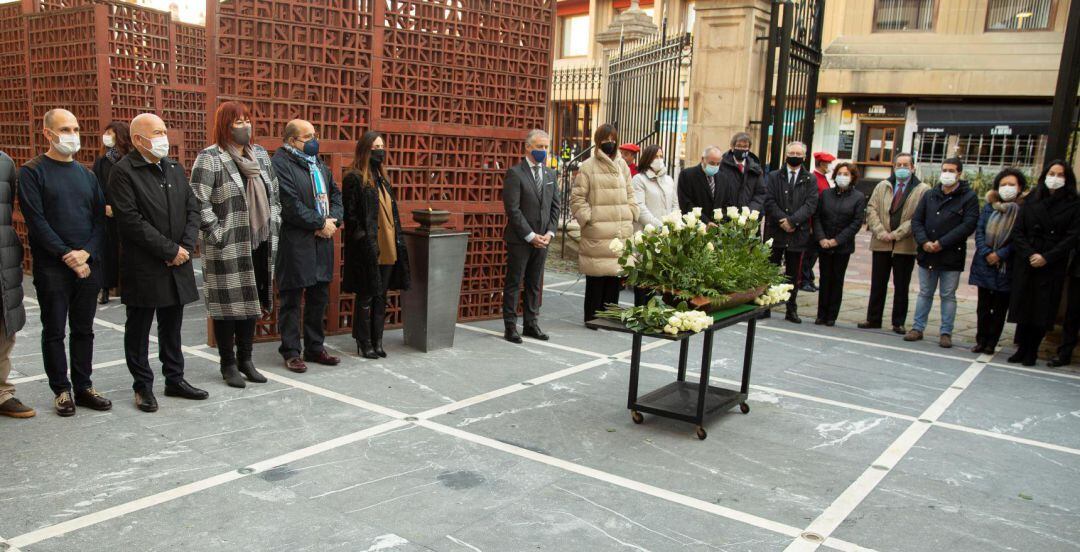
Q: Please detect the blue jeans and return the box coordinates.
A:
[913,267,960,335]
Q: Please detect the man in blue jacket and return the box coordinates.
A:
[906,157,980,348]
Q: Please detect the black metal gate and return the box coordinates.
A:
[758,0,827,171]
[552,21,692,255]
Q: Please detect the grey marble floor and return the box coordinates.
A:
[2,266,1079,552]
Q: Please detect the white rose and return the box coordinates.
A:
[668,316,680,326]
[691,207,702,218]
[608,238,625,254]
[766,238,774,247]
[749,210,760,221]
[682,213,697,226]
[738,216,747,226]
[643,223,656,234]
[661,225,671,236]
[664,325,678,335]
[633,231,644,245]
[712,208,724,221]
[726,206,740,219]
[697,223,707,235]
[706,242,715,251]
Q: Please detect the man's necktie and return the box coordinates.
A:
[708,174,715,197]
[532,165,542,195]
[892,181,906,211]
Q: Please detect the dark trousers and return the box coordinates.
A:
[769,246,803,314]
[866,251,916,327]
[1056,276,1080,362]
[503,243,548,327]
[584,276,621,323]
[34,262,100,395]
[975,287,1011,351]
[353,265,392,344]
[1014,322,1047,363]
[816,252,851,323]
[278,282,330,359]
[633,286,655,307]
[213,318,257,365]
[801,245,819,286]
[126,304,185,392]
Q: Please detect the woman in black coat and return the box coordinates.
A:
[342,131,410,359]
[92,120,131,304]
[813,162,866,326]
[1008,160,1080,366]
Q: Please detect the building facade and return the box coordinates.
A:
[812,0,1071,186]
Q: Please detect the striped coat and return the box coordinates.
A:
[189,144,281,320]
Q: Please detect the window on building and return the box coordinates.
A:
[986,0,1054,31]
[561,15,591,58]
[956,134,1045,169]
[873,0,936,31]
[915,133,949,165]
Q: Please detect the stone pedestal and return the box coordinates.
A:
[686,0,773,161]
[401,228,469,352]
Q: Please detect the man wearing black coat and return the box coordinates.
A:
[502,129,559,344]
[272,119,343,372]
[906,158,980,348]
[679,133,766,223]
[109,113,206,412]
[0,150,32,418]
[763,141,817,323]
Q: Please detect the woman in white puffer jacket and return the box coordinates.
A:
[631,145,678,233]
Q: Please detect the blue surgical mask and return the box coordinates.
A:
[895,168,912,181]
[303,138,319,157]
[530,149,547,164]
[703,164,720,177]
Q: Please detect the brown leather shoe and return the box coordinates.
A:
[284,357,308,373]
[303,350,341,366]
[939,334,953,349]
[903,329,924,342]
[0,396,36,418]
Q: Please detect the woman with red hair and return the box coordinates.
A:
[189,101,281,388]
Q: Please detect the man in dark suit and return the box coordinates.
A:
[109,113,207,412]
[679,133,766,224]
[502,129,559,344]
[763,141,818,324]
[272,119,343,373]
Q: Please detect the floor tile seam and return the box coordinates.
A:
[780,356,989,551]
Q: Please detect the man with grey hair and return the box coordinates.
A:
[679,131,766,223]
[108,112,206,412]
[677,145,725,224]
[763,140,817,323]
[501,128,559,343]
[18,108,110,416]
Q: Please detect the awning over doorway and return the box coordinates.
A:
[915,103,1053,136]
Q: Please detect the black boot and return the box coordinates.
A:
[354,304,378,359]
[236,331,266,383]
[220,361,246,388]
[356,340,378,359]
[371,295,388,358]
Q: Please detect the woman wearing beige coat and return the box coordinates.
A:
[571,123,639,323]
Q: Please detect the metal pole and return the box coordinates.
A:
[770,1,794,171]
[1047,0,1080,162]
[759,1,781,166]
[800,0,827,155]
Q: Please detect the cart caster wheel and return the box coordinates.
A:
[739,402,750,414]
[631,411,644,424]
[695,426,707,440]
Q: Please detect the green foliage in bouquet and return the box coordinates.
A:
[595,296,713,335]
[610,207,783,301]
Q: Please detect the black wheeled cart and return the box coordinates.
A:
[586,304,768,440]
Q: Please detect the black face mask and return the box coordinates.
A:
[369,149,386,165]
[599,141,618,157]
[786,156,804,168]
[733,149,750,162]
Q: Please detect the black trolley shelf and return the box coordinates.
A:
[586,304,768,440]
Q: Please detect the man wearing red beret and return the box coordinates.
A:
[801,151,837,293]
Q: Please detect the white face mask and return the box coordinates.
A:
[834,174,851,188]
[998,185,1018,201]
[1046,175,1066,190]
[939,172,958,186]
[650,158,666,174]
[102,134,115,148]
[142,135,170,159]
[50,131,81,156]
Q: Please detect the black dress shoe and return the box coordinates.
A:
[800,282,818,293]
[356,340,379,359]
[134,390,159,412]
[785,312,802,324]
[237,360,267,383]
[1007,350,1025,363]
[825,320,836,327]
[372,339,388,358]
[1047,357,1071,368]
[892,325,906,335]
[523,324,549,341]
[504,326,523,344]
[74,388,112,411]
[220,363,247,388]
[857,321,882,329]
[814,318,825,325]
[165,380,209,400]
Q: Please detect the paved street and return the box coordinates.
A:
[2,265,1079,552]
